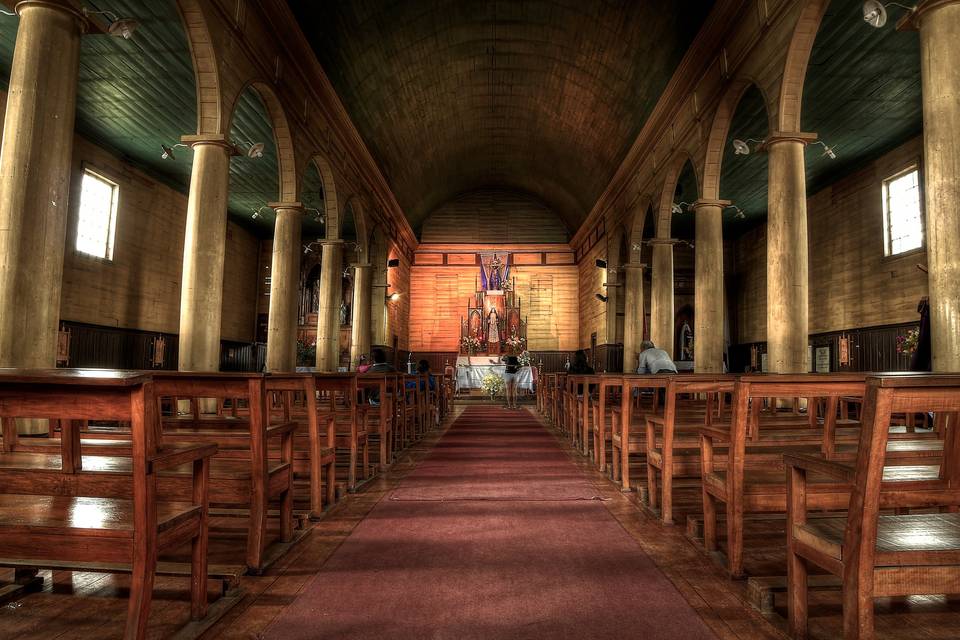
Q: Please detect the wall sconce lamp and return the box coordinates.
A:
[725,205,746,220]
[731,138,765,155]
[305,207,324,224]
[863,1,915,28]
[595,259,607,269]
[812,140,837,159]
[83,9,139,39]
[671,201,693,215]
[387,258,400,268]
[595,293,608,303]
[236,142,264,159]
[160,143,188,160]
[251,206,270,220]
[387,292,402,302]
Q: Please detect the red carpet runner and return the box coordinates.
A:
[265,406,717,639]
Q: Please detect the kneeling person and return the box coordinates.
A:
[637,341,677,375]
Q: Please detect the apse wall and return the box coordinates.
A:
[419,189,569,244]
[409,244,578,353]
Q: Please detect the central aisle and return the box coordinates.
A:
[265,406,716,639]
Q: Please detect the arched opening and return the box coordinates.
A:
[227,87,279,232]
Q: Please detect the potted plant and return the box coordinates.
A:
[480,373,505,401]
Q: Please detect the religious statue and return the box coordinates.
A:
[340,301,349,326]
[489,256,503,291]
[486,308,500,345]
[680,321,694,361]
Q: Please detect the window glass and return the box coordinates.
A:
[883,167,923,256]
[76,169,119,260]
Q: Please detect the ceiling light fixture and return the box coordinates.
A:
[251,206,270,220]
[243,142,265,159]
[812,140,837,159]
[671,201,693,215]
[304,206,324,224]
[862,1,915,28]
[732,138,765,155]
[82,9,139,39]
[160,143,188,160]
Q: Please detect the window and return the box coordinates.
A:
[882,166,923,256]
[75,169,119,260]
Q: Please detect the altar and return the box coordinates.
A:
[455,356,534,392]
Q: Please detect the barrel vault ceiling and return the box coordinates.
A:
[287,0,715,235]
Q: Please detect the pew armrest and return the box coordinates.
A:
[783,452,855,483]
[266,421,298,438]
[698,425,730,443]
[149,442,218,472]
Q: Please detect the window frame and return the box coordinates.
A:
[74,165,121,262]
[881,163,925,259]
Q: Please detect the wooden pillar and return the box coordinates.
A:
[315,240,344,372]
[0,2,86,371]
[350,263,372,369]
[0,2,86,434]
[693,199,728,373]
[178,136,233,372]
[266,203,303,372]
[621,263,646,372]
[649,239,676,357]
[766,133,815,373]
[370,278,389,348]
[903,1,960,371]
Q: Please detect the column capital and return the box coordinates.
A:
[897,0,960,30]
[762,131,818,149]
[320,238,345,247]
[181,134,239,154]
[15,1,96,33]
[646,238,681,246]
[268,201,304,211]
[622,262,647,270]
[351,263,372,270]
[691,198,731,210]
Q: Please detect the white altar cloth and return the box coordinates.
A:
[455,356,534,391]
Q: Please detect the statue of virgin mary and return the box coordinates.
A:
[486,308,500,345]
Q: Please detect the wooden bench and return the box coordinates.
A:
[786,373,960,639]
[700,373,941,578]
[589,374,623,472]
[0,368,220,639]
[610,375,669,492]
[644,374,736,524]
[311,373,371,492]
[358,372,397,471]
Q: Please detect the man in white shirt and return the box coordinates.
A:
[636,341,678,374]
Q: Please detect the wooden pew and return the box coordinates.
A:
[700,373,941,578]
[312,373,370,492]
[590,374,623,472]
[786,373,960,639]
[564,374,599,455]
[610,375,669,492]
[644,374,736,524]
[0,369,219,640]
[358,372,396,471]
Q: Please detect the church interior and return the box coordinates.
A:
[0,0,958,638]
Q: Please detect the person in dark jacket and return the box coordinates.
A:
[501,353,521,409]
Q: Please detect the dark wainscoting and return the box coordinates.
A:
[592,344,624,373]
[61,321,178,370]
[731,322,920,373]
[60,321,267,373]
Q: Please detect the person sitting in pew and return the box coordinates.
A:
[636,341,678,375]
[405,360,435,392]
[367,348,396,406]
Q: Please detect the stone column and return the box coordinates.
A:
[0,2,86,433]
[349,264,372,369]
[265,203,303,372]
[370,278,389,348]
[693,199,728,373]
[903,1,960,372]
[649,239,676,357]
[178,135,233,372]
[621,263,646,373]
[766,133,814,373]
[315,240,344,371]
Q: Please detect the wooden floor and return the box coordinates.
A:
[3,404,960,639]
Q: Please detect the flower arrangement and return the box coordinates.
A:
[504,333,526,353]
[296,338,316,366]
[480,373,505,398]
[461,334,482,353]
[897,327,920,356]
[518,350,532,367]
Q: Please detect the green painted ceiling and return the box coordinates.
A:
[287,0,715,234]
[718,0,921,235]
